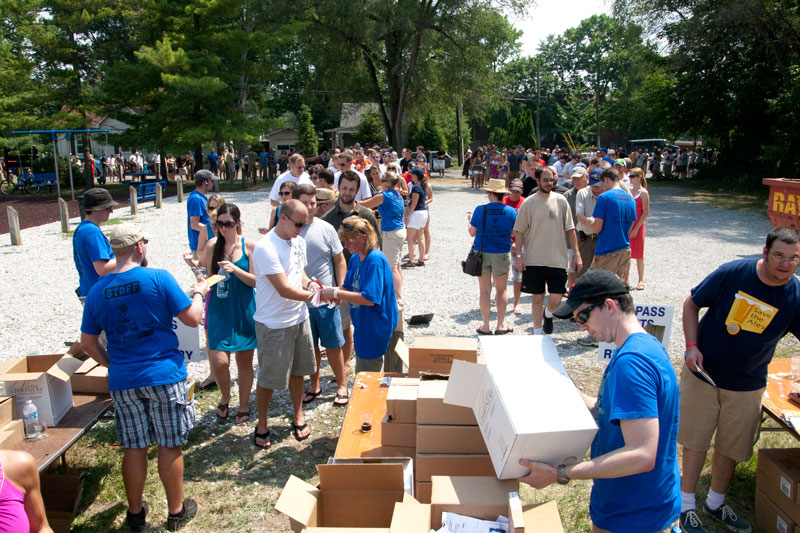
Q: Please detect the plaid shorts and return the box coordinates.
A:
[110,381,195,449]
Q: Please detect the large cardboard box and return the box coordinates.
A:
[416,424,488,454]
[756,487,796,533]
[0,354,82,427]
[0,396,17,426]
[386,378,418,424]
[415,453,494,482]
[63,355,110,394]
[0,419,24,449]
[381,414,416,448]
[445,336,598,479]
[40,471,84,533]
[389,501,431,532]
[759,448,800,514]
[416,380,477,426]
[430,476,519,530]
[408,336,477,377]
[276,463,412,531]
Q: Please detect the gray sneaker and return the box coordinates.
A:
[680,510,707,533]
[703,503,751,532]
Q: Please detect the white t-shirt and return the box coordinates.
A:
[333,169,373,202]
[269,171,313,202]
[252,230,309,329]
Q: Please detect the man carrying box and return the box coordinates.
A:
[81,223,208,532]
[518,269,680,533]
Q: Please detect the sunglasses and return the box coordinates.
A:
[285,215,307,229]
[279,191,292,197]
[217,220,237,229]
[342,222,366,235]
[575,303,600,325]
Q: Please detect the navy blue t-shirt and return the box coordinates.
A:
[590,333,681,532]
[470,203,517,254]
[411,184,427,211]
[344,249,398,359]
[81,267,193,391]
[692,258,800,390]
[593,189,636,255]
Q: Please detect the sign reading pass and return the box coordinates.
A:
[597,304,674,361]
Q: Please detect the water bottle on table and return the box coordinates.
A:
[22,400,42,439]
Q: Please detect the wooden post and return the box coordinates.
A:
[7,206,21,245]
[176,178,184,202]
[155,183,163,208]
[58,198,70,233]
[129,186,138,215]
[213,177,220,193]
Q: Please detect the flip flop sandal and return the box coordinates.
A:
[292,422,311,442]
[302,389,322,404]
[215,403,229,420]
[197,377,217,391]
[494,327,514,335]
[401,261,417,268]
[333,392,349,406]
[235,410,250,425]
[476,327,493,335]
[253,428,271,449]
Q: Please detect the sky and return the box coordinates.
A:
[510,0,609,57]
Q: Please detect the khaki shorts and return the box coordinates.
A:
[340,301,352,330]
[592,247,631,280]
[382,228,407,267]
[255,320,316,390]
[677,366,765,462]
[481,251,510,277]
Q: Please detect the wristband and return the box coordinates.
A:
[685,343,697,349]
[192,291,203,298]
[333,288,338,300]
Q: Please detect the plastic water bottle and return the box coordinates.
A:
[22,400,40,439]
[216,270,230,299]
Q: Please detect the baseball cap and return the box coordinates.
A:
[598,147,608,153]
[589,167,603,185]
[82,188,118,211]
[553,269,630,319]
[571,166,588,179]
[407,160,417,170]
[410,168,425,179]
[614,158,626,166]
[108,223,147,249]
[509,180,524,191]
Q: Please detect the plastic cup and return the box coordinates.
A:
[360,413,372,433]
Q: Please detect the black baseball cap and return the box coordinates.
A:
[553,269,630,319]
[82,188,118,211]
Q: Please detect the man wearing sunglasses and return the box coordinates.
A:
[677,227,800,533]
[519,269,680,533]
[269,153,312,208]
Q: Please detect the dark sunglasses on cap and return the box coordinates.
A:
[342,221,366,235]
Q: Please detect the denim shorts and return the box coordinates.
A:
[309,305,345,349]
[111,381,195,449]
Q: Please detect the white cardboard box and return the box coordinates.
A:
[0,354,82,428]
[444,335,597,479]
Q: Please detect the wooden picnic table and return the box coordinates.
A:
[334,372,404,458]
[12,393,113,472]
[761,358,800,441]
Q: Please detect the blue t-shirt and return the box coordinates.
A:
[207,152,219,167]
[377,190,405,232]
[692,258,800,390]
[593,189,636,255]
[590,333,680,532]
[73,221,114,297]
[259,151,268,165]
[470,203,517,254]
[81,267,193,391]
[344,249,398,359]
[411,184,427,211]
[186,190,209,251]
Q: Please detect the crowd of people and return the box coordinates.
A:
[57,138,799,533]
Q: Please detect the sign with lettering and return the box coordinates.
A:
[597,304,674,361]
[173,319,202,362]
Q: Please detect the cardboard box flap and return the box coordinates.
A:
[74,357,100,375]
[412,336,477,353]
[275,475,320,527]
[389,501,431,532]
[479,335,566,375]
[443,360,486,408]
[318,463,405,492]
[52,354,83,382]
[523,501,564,532]
[395,339,409,369]
[1,354,82,383]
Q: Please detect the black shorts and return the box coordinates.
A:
[521,266,567,295]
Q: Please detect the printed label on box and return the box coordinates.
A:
[6,380,45,396]
[781,475,791,498]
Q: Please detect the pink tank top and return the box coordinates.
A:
[0,460,29,533]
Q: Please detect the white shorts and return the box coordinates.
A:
[407,210,429,230]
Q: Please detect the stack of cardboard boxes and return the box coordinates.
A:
[756,448,800,532]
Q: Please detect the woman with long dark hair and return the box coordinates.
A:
[204,203,257,424]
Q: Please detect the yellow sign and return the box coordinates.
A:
[772,192,800,216]
[724,291,778,335]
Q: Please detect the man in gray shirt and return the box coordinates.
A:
[294,184,349,405]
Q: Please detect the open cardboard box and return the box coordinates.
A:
[430,475,519,530]
[276,461,425,532]
[0,354,82,427]
[59,354,109,394]
[444,335,597,479]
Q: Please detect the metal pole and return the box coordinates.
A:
[51,133,61,198]
[66,133,76,200]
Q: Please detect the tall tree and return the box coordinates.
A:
[295,104,318,156]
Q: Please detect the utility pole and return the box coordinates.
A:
[536,59,541,149]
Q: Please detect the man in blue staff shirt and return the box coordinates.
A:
[81,223,208,532]
[518,270,680,533]
[678,227,800,533]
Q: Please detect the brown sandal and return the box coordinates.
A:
[235,410,250,425]
[215,403,229,420]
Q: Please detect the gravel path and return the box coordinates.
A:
[0,177,772,379]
